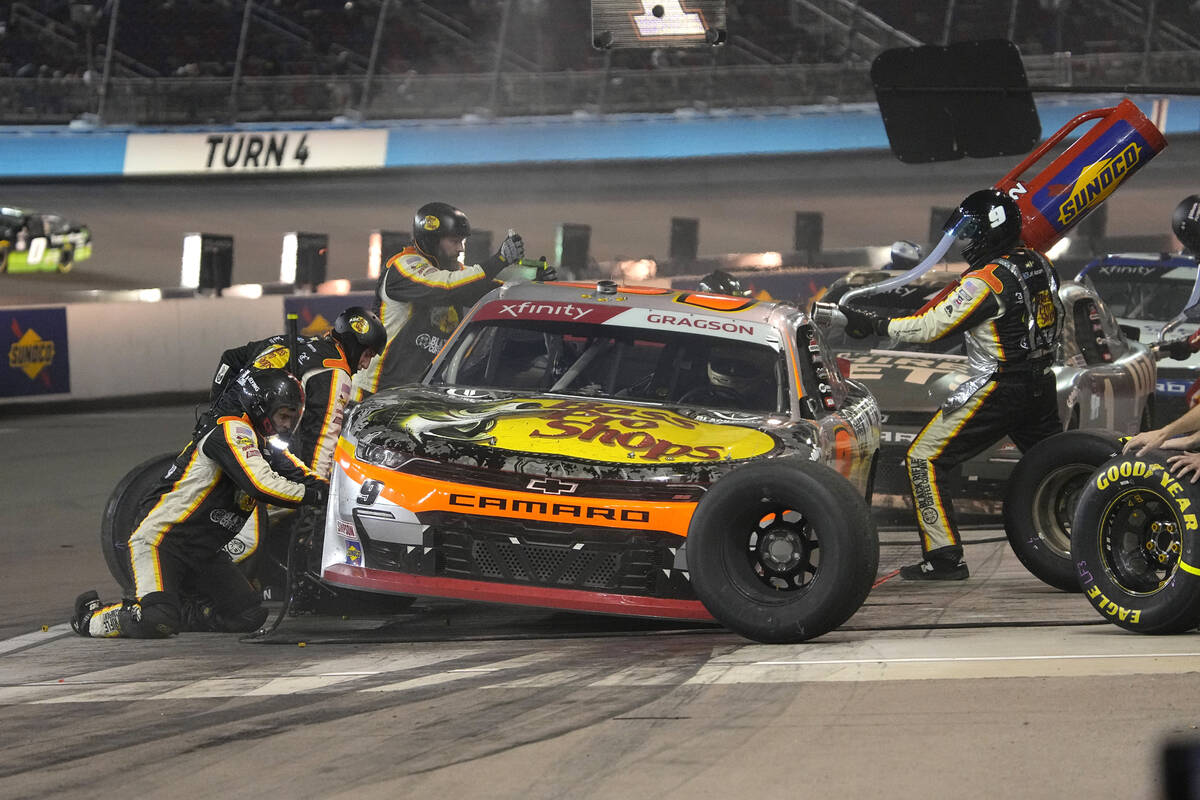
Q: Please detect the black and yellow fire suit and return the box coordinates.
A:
[352,245,508,397]
[887,248,1064,562]
[83,413,327,638]
[214,335,355,565]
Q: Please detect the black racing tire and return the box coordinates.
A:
[1071,450,1200,634]
[1003,429,1122,592]
[100,452,177,596]
[686,459,879,644]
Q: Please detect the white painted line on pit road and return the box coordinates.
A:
[0,624,72,656]
[363,651,558,693]
[686,651,1200,684]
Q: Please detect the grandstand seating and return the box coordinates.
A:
[2,0,1199,125]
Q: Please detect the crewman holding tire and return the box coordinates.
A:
[840,189,1064,580]
[70,369,329,638]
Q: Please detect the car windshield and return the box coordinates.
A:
[1083,266,1198,321]
[429,318,788,414]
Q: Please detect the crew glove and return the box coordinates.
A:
[840,304,890,339]
[302,481,329,507]
[498,229,525,264]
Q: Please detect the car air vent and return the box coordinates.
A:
[398,459,705,502]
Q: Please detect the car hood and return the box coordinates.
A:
[838,349,967,415]
[348,385,803,478]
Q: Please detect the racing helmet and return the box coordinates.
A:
[413,202,471,264]
[706,344,769,392]
[943,189,1022,268]
[234,367,305,439]
[332,306,385,373]
[1172,195,1200,254]
[698,269,751,297]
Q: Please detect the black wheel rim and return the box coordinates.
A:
[1099,488,1182,595]
[733,506,821,595]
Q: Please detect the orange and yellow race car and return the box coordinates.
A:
[319,279,882,643]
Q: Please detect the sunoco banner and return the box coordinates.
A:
[2,308,69,397]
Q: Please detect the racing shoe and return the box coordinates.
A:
[899,558,969,581]
[70,590,102,637]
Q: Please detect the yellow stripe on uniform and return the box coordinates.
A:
[225,421,305,503]
[130,448,219,594]
[908,381,998,551]
[392,253,485,290]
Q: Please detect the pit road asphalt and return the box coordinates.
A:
[2,405,1198,800]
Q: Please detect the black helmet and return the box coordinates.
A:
[234,367,304,439]
[413,201,470,264]
[698,269,751,297]
[944,189,1022,268]
[332,306,385,373]
[1172,195,1200,254]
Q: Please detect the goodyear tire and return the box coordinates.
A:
[687,460,879,644]
[101,452,177,596]
[1071,451,1200,633]
[1003,430,1122,592]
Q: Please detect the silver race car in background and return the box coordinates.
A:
[1076,253,1200,427]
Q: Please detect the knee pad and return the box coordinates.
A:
[124,591,181,638]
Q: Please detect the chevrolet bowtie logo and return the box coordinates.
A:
[526,477,579,494]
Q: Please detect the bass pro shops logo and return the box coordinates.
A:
[7,320,55,384]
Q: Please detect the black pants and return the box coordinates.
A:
[906,369,1061,559]
[115,536,263,637]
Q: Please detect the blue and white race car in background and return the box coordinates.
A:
[1076,253,1200,427]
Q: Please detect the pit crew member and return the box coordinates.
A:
[353,201,546,398]
[840,188,1064,580]
[70,368,329,638]
[212,307,385,566]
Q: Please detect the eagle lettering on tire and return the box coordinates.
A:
[1071,451,1200,633]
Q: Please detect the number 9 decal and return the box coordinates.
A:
[357,479,382,505]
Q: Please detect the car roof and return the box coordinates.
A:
[1080,253,1196,272]
[491,279,796,326]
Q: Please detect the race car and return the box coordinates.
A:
[318,279,883,643]
[1076,253,1200,427]
[820,267,1157,519]
[0,206,92,273]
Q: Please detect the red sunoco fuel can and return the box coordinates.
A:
[994,98,1167,253]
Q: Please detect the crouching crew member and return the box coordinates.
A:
[70,368,329,638]
[213,307,385,568]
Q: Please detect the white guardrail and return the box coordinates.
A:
[1,296,286,406]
